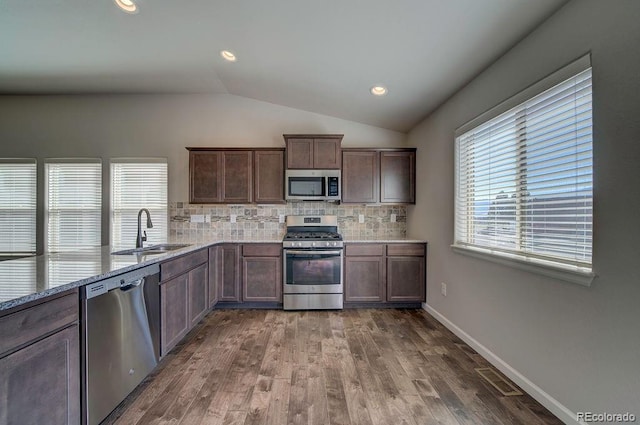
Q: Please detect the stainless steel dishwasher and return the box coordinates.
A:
[80,264,161,425]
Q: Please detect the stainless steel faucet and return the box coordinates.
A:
[136,208,153,248]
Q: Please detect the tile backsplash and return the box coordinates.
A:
[169,202,406,242]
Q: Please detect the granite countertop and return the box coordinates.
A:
[0,239,281,311]
[0,237,426,311]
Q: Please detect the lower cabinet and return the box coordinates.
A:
[242,244,282,302]
[160,249,209,356]
[344,243,426,304]
[208,246,220,308]
[0,291,80,425]
[218,244,241,302]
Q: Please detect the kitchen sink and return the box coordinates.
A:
[111,243,191,256]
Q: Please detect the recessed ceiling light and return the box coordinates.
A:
[114,0,138,13]
[370,86,388,96]
[221,50,237,62]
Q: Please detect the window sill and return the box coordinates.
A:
[451,245,595,287]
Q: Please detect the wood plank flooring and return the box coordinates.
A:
[103,309,562,425]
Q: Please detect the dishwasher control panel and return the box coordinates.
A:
[82,263,160,300]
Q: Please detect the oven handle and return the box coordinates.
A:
[284,250,343,256]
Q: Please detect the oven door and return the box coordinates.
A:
[283,249,343,294]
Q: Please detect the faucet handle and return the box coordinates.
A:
[142,230,147,242]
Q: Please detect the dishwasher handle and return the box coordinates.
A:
[120,278,144,291]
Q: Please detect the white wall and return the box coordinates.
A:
[0,93,406,251]
[407,0,640,421]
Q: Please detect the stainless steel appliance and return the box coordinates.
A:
[285,169,341,201]
[283,215,344,310]
[80,264,160,425]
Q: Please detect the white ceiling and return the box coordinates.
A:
[0,0,568,132]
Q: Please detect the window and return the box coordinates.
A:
[111,159,168,250]
[46,160,102,252]
[0,159,37,254]
[454,56,593,276]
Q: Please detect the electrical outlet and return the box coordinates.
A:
[190,214,204,223]
[279,214,285,224]
[441,282,447,296]
[390,213,397,223]
[358,214,365,223]
[230,214,237,223]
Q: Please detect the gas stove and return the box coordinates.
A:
[282,216,344,249]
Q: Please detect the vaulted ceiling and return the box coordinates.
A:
[0,0,568,131]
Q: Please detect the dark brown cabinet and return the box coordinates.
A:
[284,134,343,169]
[0,291,80,425]
[344,243,426,305]
[342,150,380,204]
[188,148,284,204]
[241,244,282,302]
[381,151,416,204]
[342,148,416,204]
[218,244,241,302]
[254,149,285,203]
[386,244,425,302]
[160,248,209,355]
[344,244,386,302]
[208,246,220,308]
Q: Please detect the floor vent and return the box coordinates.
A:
[475,368,523,396]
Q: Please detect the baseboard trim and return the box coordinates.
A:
[422,303,583,425]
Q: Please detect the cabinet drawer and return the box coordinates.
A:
[161,249,208,281]
[242,244,282,257]
[345,244,385,256]
[0,291,78,356]
[387,243,425,256]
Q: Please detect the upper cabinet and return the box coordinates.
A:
[342,148,416,204]
[284,134,343,169]
[187,148,285,204]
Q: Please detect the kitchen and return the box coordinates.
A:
[1,1,640,424]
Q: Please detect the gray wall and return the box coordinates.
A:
[0,93,406,250]
[407,0,640,420]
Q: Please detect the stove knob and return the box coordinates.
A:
[333,242,337,247]
[326,241,330,247]
[312,242,316,246]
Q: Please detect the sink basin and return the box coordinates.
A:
[112,243,191,256]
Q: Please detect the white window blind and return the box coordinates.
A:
[46,160,102,252]
[111,159,168,250]
[455,65,593,272]
[0,159,37,254]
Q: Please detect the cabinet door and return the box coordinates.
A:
[222,151,253,203]
[160,273,189,355]
[380,151,416,203]
[0,325,80,425]
[387,256,425,302]
[219,244,241,302]
[188,263,208,327]
[190,151,222,203]
[254,150,285,203]
[313,138,342,169]
[208,246,219,308]
[342,150,379,203]
[344,256,385,302]
[286,138,314,169]
[242,257,282,302]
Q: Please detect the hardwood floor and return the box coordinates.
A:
[104,309,562,425]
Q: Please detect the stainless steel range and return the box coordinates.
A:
[282,215,344,310]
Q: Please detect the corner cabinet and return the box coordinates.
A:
[284,134,343,169]
[342,148,416,204]
[344,243,426,306]
[0,290,80,425]
[187,148,285,204]
[160,248,209,356]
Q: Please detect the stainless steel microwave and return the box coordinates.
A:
[286,169,341,201]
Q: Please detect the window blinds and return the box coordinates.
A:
[0,160,36,254]
[111,159,168,250]
[46,160,102,252]
[455,67,592,271]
